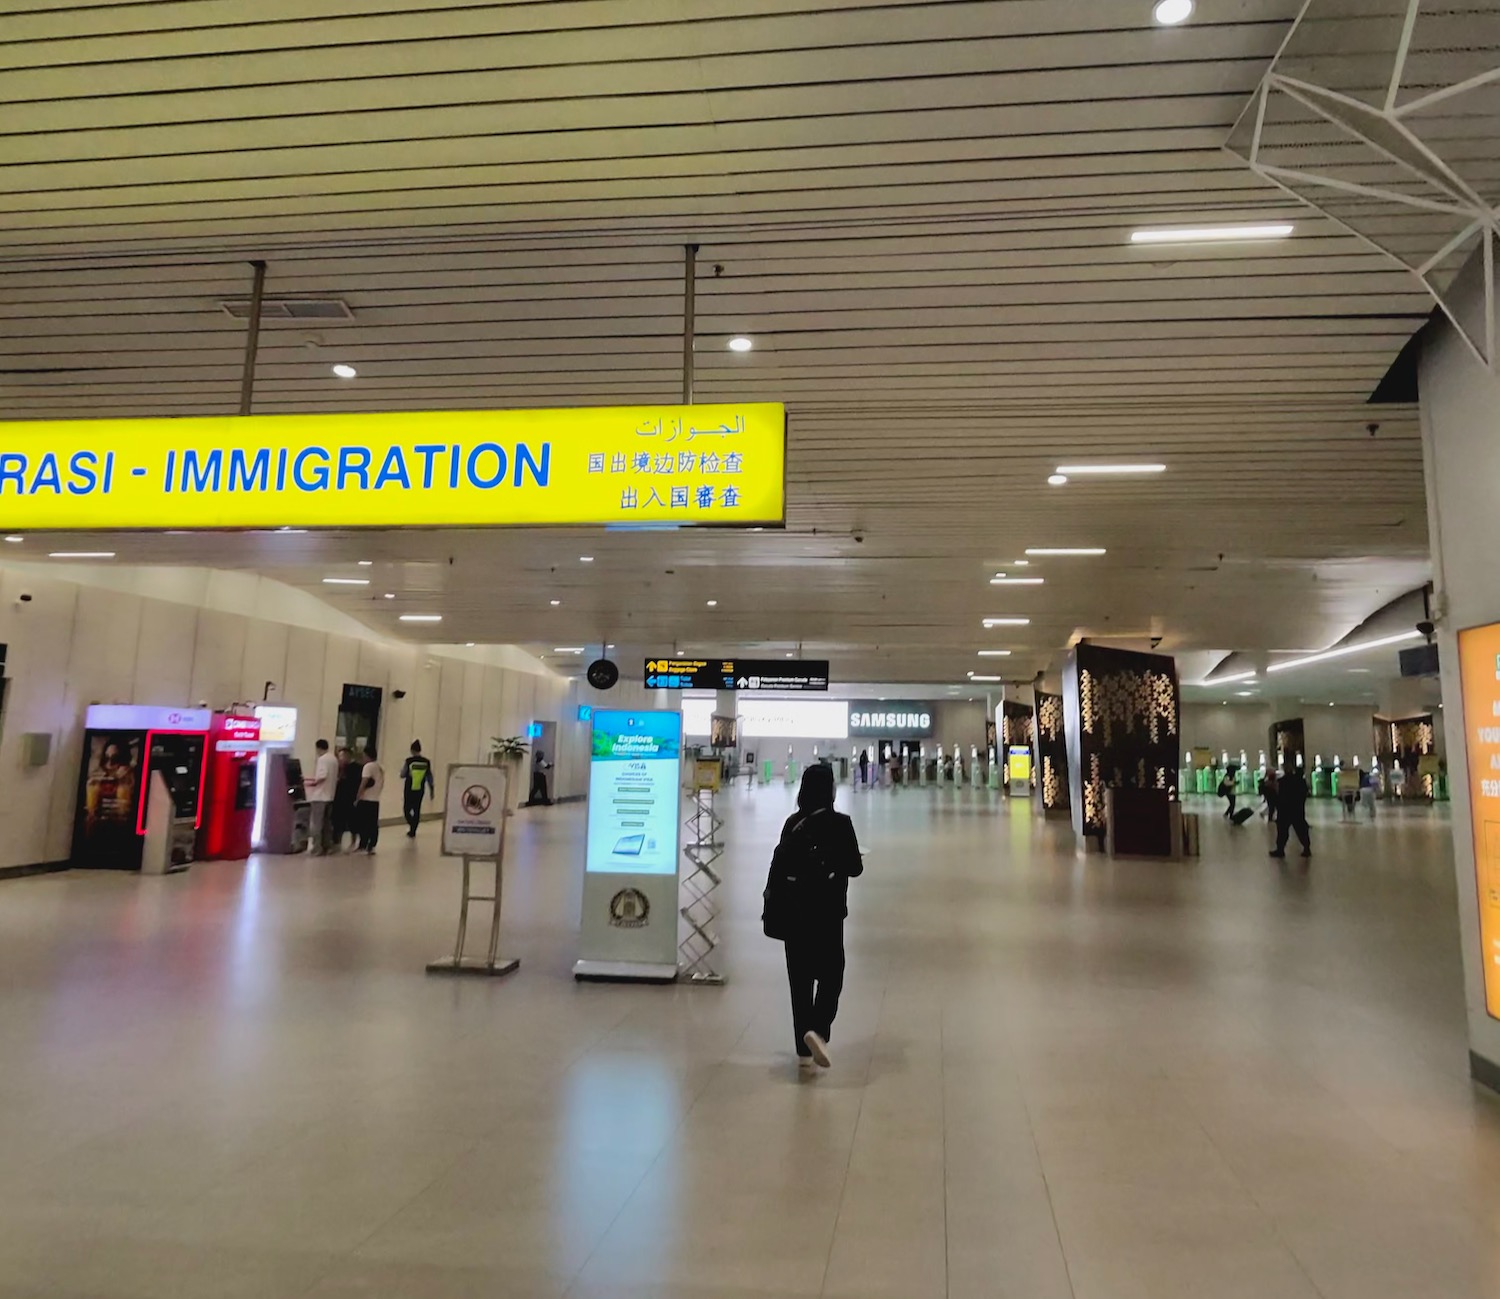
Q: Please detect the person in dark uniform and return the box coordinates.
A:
[1270,766,1312,858]
[528,750,552,806]
[399,740,435,837]
[774,763,863,1070]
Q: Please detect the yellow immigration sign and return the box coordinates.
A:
[0,403,785,530]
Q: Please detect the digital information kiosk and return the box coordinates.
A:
[574,708,683,982]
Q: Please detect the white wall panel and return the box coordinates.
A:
[188,608,248,709]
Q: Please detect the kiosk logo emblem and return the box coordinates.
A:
[460,784,492,816]
[608,888,651,929]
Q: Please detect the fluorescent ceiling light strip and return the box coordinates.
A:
[1264,630,1420,673]
[1024,547,1106,556]
[976,650,1012,657]
[1130,224,1294,244]
[983,618,1031,627]
[990,577,1045,585]
[969,674,1003,683]
[398,614,443,623]
[322,577,369,585]
[49,551,114,558]
[1201,670,1257,685]
[1054,464,1166,475]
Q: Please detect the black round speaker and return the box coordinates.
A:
[586,658,619,690]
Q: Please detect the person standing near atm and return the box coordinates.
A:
[400,740,435,838]
[356,744,385,854]
[305,738,338,855]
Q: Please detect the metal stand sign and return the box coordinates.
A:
[679,784,725,984]
[427,763,519,978]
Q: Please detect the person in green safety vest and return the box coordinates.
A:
[400,740,435,838]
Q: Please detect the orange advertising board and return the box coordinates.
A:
[1457,622,1500,1019]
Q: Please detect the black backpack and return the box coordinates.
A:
[762,810,839,939]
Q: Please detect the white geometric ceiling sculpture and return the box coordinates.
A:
[1226,0,1500,369]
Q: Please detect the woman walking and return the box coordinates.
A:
[763,764,863,1070]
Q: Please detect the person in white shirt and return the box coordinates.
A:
[356,744,385,854]
[305,738,338,856]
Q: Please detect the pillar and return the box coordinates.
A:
[1418,245,1500,1089]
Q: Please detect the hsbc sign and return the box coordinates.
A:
[847,702,935,738]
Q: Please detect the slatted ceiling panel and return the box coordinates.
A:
[0,0,1440,682]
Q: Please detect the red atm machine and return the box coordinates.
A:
[198,713,261,861]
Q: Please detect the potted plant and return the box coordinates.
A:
[490,735,530,769]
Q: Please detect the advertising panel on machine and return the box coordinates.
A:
[1457,622,1500,1020]
[585,710,682,876]
[0,404,785,531]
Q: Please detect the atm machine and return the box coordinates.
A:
[252,704,308,853]
[72,705,211,870]
[199,713,261,861]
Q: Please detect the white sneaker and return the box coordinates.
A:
[798,1056,817,1072]
[803,1031,831,1068]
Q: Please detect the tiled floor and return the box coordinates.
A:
[1,786,1498,1297]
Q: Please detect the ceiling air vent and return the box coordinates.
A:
[220,298,353,320]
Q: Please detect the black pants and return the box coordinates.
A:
[403,788,424,835]
[1275,809,1310,854]
[529,771,551,805]
[356,801,380,851]
[784,924,845,1055]
[1222,792,1237,818]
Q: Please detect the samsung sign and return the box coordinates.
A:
[848,702,935,738]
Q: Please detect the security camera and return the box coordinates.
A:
[16,592,32,603]
[1417,620,1435,641]
[392,689,407,700]
[853,531,865,544]
[1150,635,1163,648]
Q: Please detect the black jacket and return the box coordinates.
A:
[777,807,864,921]
[1278,771,1309,812]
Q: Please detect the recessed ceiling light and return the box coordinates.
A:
[550,599,561,606]
[383,592,396,599]
[399,614,442,623]
[983,617,1031,627]
[977,650,1013,657]
[606,643,616,649]
[322,577,369,586]
[706,599,718,607]
[990,576,1045,586]
[554,646,586,654]
[1152,0,1192,25]
[331,363,357,378]
[1236,691,1255,697]
[465,642,476,647]
[1047,474,1068,486]
[727,336,754,353]
[1265,630,1420,673]
[357,560,373,566]
[786,651,794,658]
[1012,559,1030,566]
[1025,547,1106,556]
[580,556,594,563]
[48,551,114,559]
[3,535,22,543]
[1054,463,1166,475]
[1131,223,1293,244]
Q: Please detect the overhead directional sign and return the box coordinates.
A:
[644,657,830,691]
[0,403,785,531]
